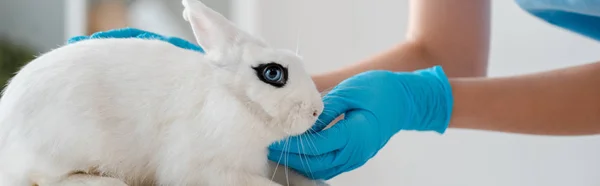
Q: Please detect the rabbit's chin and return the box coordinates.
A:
[280,118,318,138]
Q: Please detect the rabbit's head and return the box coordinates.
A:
[182,0,324,139]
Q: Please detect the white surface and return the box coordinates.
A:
[249,0,600,186]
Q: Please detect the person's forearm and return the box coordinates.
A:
[313,41,488,92]
[449,62,600,135]
[313,42,434,92]
[313,0,490,92]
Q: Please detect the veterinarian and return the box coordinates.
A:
[71,0,600,180]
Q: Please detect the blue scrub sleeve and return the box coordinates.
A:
[516,0,600,42]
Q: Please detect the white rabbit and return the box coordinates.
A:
[0,0,329,185]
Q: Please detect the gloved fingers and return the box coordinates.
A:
[305,109,373,180]
[66,36,89,44]
[89,27,151,39]
[136,32,167,40]
[312,159,366,180]
[269,121,349,155]
[166,37,205,53]
[305,150,365,180]
[268,140,355,178]
[308,163,348,180]
[311,106,341,132]
[341,159,368,176]
[310,93,353,132]
[267,104,369,180]
[67,28,156,44]
[268,149,339,175]
[67,27,205,53]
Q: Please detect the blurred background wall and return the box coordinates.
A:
[0,0,66,53]
[0,0,231,53]
[1,0,600,186]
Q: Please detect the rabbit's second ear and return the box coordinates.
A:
[182,0,240,54]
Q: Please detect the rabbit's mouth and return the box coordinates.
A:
[278,102,321,137]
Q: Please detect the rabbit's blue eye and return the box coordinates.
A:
[253,62,288,88]
[264,67,283,81]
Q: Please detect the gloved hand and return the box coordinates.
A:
[268,66,454,180]
[66,27,204,53]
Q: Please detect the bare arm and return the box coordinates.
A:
[450,61,600,135]
[313,0,491,91]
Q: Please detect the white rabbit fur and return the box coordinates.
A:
[0,0,328,185]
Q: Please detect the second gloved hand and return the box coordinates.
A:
[268,66,454,180]
[67,27,204,53]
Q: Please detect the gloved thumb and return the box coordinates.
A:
[310,92,353,132]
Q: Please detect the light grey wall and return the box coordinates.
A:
[0,0,65,53]
[160,0,231,19]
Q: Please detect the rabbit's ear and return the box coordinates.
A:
[182,0,240,54]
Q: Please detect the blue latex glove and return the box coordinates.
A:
[66,27,205,53]
[268,66,454,180]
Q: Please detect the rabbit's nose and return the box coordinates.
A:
[312,107,322,117]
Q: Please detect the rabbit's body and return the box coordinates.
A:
[0,39,279,185]
[0,0,327,185]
